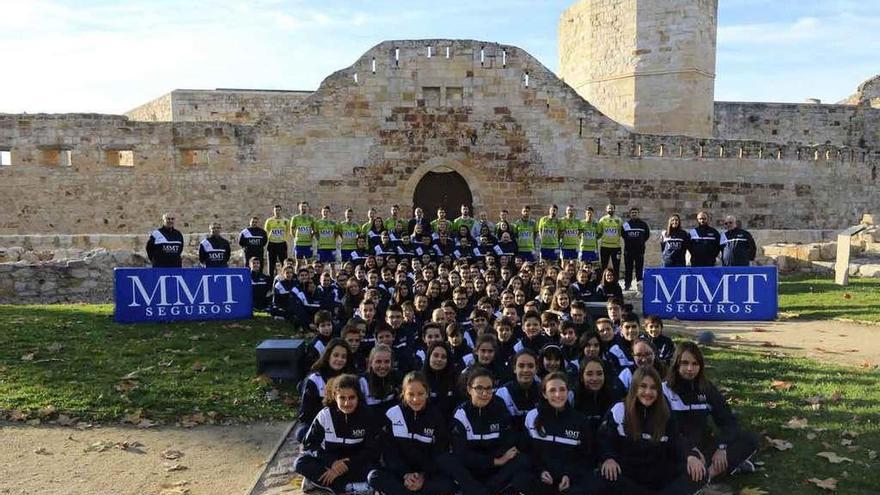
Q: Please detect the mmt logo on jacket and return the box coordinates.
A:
[642,267,778,321]
[114,268,252,323]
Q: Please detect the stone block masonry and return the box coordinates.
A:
[0,40,877,238]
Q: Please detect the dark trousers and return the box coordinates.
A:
[600,247,621,276]
[294,454,372,493]
[528,470,600,495]
[267,241,288,279]
[438,452,532,495]
[598,472,705,495]
[368,462,456,495]
[701,431,759,478]
[624,249,645,289]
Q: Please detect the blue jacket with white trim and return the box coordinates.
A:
[523,401,593,480]
[598,401,695,486]
[300,404,381,468]
[379,403,450,474]
[450,396,518,471]
[663,380,742,448]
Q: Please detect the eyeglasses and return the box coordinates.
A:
[470,385,494,393]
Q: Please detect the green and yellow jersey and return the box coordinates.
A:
[537,216,561,249]
[265,217,290,244]
[314,218,338,250]
[580,220,600,253]
[453,216,475,234]
[558,217,583,250]
[513,218,537,252]
[337,222,361,250]
[597,215,623,249]
[289,214,315,247]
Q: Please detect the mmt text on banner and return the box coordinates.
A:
[114,267,252,323]
[642,266,778,321]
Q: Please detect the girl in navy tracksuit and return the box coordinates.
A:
[495,350,541,436]
[664,342,759,480]
[660,214,691,268]
[359,344,400,415]
[598,367,706,495]
[294,374,380,494]
[296,339,353,442]
[368,372,457,495]
[524,372,597,495]
[422,342,458,417]
[574,357,624,439]
[446,367,532,495]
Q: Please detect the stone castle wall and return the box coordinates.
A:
[559,0,718,137]
[125,89,313,124]
[715,102,880,149]
[0,40,878,238]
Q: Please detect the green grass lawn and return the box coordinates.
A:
[779,274,880,323]
[0,304,300,424]
[1,304,878,493]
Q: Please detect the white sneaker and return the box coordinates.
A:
[344,482,373,495]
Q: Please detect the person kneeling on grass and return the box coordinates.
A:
[294,374,380,495]
[664,341,759,480]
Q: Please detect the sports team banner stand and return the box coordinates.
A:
[114,268,253,323]
[642,266,778,321]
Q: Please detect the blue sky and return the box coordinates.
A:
[1,0,877,114]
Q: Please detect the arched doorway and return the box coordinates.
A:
[412,167,473,218]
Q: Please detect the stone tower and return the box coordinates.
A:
[559,0,718,137]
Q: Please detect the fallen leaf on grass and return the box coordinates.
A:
[806,433,817,440]
[161,449,184,460]
[868,450,877,460]
[159,480,190,495]
[739,488,768,495]
[178,412,206,428]
[253,374,273,386]
[123,410,143,424]
[56,414,78,426]
[770,380,793,391]
[191,361,205,372]
[807,478,838,491]
[817,452,853,464]
[843,293,852,299]
[20,352,36,361]
[164,463,188,472]
[34,447,52,455]
[115,381,139,393]
[136,419,158,429]
[8,409,27,421]
[783,417,809,430]
[829,391,843,402]
[840,439,853,446]
[121,366,154,380]
[765,437,793,451]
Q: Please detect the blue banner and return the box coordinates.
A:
[642,266,778,321]
[114,268,253,323]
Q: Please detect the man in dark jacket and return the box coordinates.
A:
[720,216,756,266]
[688,211,721,266]
[622,207,650,291]
[199,222,231,268]
[238,216,268,267]
[146,213,184,268]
